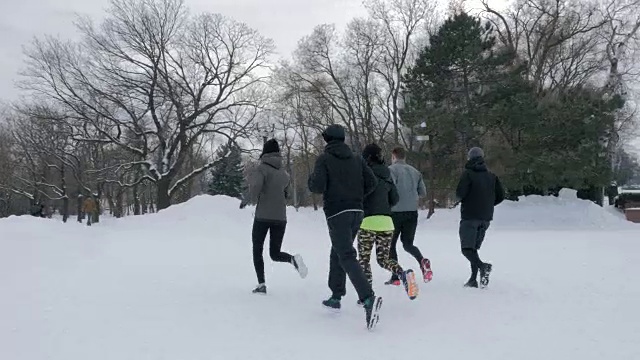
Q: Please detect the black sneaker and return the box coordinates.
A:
[464,279,478,288]
[252,283,267,294]
[362,296,383,330]
[322,297,341,310]
[479,263,492,288]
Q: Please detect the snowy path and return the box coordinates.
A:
[1,195,639,359]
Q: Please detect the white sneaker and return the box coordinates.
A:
[293,254,308,279]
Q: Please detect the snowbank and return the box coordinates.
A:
[3,189,636,233]
[488,188,636,230]
[413,188,636,231]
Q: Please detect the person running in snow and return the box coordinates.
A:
[308,125,383,330]
[241,139,307,294]
[387,147,433,285]
[455,147,504,288]
[358,144,418,301]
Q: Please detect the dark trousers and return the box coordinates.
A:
[252,220,293,284]
[459,219,490,280]
[389,212,424,278]
[327,211,374,302]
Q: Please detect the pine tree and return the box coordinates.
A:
[208,142,244,198]
[402,11,513,188]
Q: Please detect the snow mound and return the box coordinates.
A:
[492,188,634,230]
[420,188,636,231]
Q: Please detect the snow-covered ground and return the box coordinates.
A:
[1,189,640,359]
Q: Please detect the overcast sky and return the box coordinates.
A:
[0,0,508,100]
[0,0,374,100]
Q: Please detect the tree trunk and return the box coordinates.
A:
[62,197,69,223]
[106,188,116,216]
[156,178,171,210]
[76,192,83,222]
[133,183,141,215]
[140,188,148,214]
[57,160,68,222]
[427,136,436,217]
[93,185,102,223]
[115,187,124,218]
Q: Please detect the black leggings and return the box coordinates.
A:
[462,248,484,280]
[252,220,293,284]
[390,211,424,264]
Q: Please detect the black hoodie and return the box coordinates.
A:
[363,162,399,218]
[455,157,505,221]
[308,141,377,218]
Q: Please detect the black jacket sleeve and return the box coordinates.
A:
[494,175,505,205]
[308,155,327,194]
[362,158,378,197]
[388,180,400,207]
[455,170,471,202]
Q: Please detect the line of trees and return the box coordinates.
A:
[1,0,640,219]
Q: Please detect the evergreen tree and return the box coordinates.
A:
[208,142,244,198]
[402,11,513,188]
[402,11,621,200]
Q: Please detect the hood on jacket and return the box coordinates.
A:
[465,157,487,172]
[260,152,282,169]
[370,162,393,182]
[325,141,353,159]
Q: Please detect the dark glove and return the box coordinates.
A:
[239,201,247,209]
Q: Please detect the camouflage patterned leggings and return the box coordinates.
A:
[357,229,403,286]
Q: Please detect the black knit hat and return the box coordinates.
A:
[362,143,383,164]
[261,138,280,157]
[322,124,346,143]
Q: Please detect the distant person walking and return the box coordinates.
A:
[308,124,383,330]
[358,144,418,301]
[82,197,97,226]
[455,147,504,288]
[387,147,433,285]
[241,139,307,295]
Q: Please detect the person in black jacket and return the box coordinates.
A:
[358,144,418,301]
[308,125,383,330]
[455,147,505,288]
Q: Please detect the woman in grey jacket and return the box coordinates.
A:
[241,139,307,294]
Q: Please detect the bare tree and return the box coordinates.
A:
[599,0,640,174]
[272,65,328,209]
[344,18,387,143]
[481,0,607,92]
[290,24,367,149]
[365,0,438,145]
[20,0,274,210]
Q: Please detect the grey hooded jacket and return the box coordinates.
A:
[246,153,290,222]
[388,159,427,212]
